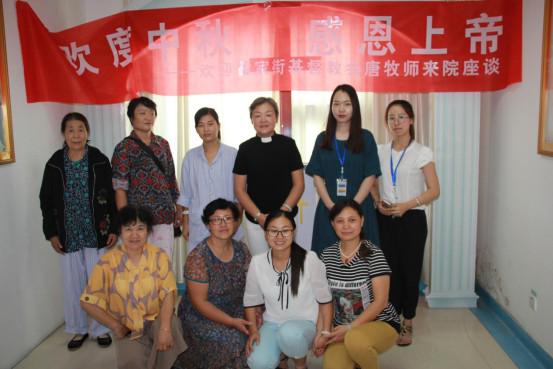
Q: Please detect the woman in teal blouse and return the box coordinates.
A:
[306,84,381,254]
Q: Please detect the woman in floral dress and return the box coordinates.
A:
[174,198,251,369]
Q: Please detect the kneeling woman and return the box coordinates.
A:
[244,211,333,369]
[174,198,251,369]
[80,206,187,369]
[317,199,400,369]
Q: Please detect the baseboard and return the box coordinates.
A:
[177,282,186,296]
[472,284,553,369]
[425,291,478,308]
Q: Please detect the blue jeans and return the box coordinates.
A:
[248,320,316,369]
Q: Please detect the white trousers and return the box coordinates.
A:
[244,217,269,256]
[148,224,174,258]
[60,247,110,337]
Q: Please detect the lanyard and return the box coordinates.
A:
[390,143,409,187]
[334,138,346,178]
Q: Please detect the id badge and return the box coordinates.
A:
[392,185,399,202]
[337,178,348,197]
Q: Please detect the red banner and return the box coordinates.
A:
[16,0,521,104]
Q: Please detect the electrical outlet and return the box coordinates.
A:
[529,290,538,311]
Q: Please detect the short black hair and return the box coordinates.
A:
[118,205,154,233]
[127,96,157,123]
[201,198,240,225]
[61,112,90,134]
[249,97,279,120]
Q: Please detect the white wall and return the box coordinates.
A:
[0,1,129,367]
[2,0,552,366]
[478,0,553,357]
[0,1,71,368]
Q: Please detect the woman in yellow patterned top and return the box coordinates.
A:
[80,205,187,369]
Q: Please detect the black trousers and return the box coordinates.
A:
[377,210,427,319]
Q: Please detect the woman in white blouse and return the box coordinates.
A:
[373,100,440,346]
[177,107,243,252]
[244,211,333,369]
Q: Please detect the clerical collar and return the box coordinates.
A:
[260,136,272,143]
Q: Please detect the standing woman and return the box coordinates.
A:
[39,112,118,350]
[174,199,250,369]
[233,97,304,255]
[111,96,180,258]
[177,108,243,252]
[373,100,440,346]
[306,84,381,255]
[317,199,400,369]
[244,211,333,369]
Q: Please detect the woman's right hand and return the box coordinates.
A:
[230,317,251,335]
[182,220,190,241]
[377,201,394,216]
[49,236,64,254]
[111,321,130,339]
[257,213,268,228]
[245,331,260,356]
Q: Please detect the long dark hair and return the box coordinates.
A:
[321,84,364,153]
[329,199,373,258]
[264,210,306,297]
[194,107,222,140]
[385,99,415,141]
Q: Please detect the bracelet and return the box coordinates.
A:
[253,211,261,222]
[320,330,331,337]
[415,197,422,206]
[182,209,189,215]
[282,203,292,212]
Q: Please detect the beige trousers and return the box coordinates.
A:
[114,314,187,369]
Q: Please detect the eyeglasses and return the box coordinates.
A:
[387,114,410,124]
[209,216,235,225]
[266,228,293,238]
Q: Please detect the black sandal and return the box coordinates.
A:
[67,333,88,350]
[97,333,112,347]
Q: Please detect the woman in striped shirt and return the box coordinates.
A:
[316,199,400,369]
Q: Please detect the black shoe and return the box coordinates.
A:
[97,333,112,347]
[67,333,88,350]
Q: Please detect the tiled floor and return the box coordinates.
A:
[14,300,517,369]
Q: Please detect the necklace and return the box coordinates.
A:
[340,241,361,261]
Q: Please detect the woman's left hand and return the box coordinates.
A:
[312,335,329,357]
[327,325,350,344]
[156,328,173,352]
[106,233,118,248]
[390,202,410,218]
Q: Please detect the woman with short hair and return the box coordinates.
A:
[174,198,251,369]
[233,97,304,255]
[39,112,117,350]
[80,205,187,369]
